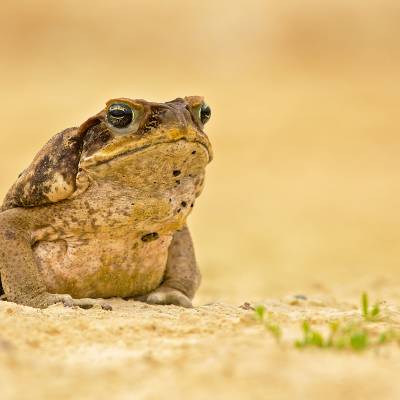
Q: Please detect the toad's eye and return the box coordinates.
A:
[107,103,133,128]
[199,103,211,124]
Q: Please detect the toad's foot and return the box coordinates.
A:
[22,293,112,310]
[139,287,193,308]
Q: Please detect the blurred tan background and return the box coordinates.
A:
[0,0,399,302]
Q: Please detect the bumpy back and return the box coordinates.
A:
[1,128,84,211]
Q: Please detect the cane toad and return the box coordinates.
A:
[0,97,212,309]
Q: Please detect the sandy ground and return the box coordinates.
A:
[1,288,400,400]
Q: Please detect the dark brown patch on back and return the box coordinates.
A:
[1,127,85,211]
[82,123,113,158]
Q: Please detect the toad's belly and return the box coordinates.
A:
[33,231,173,298]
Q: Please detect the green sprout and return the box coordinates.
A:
[349,330,368,351]
[265,321,282,342]
[295,321,324,348]
[295,321,370,351]
[361,292,381,321]
[254,293,399,352]
[294,293,397,351]
[254,305,265,322]
[254,305,282,342]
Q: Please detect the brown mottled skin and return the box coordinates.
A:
[0,97,212,309]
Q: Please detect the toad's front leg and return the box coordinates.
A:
[0,208,111,310]
[139,226,201,308]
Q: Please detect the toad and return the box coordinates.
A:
[0,97,212,309]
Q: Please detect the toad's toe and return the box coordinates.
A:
[145,288,193,308]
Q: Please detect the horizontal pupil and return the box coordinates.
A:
[110,109,128,117]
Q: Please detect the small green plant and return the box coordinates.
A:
[349,330,368,351]
[254,305,265,321]
[295,321,324,348]
[293,293,398,351]
[361,292,381,321]
[255,294,399,352]
[295,320,371,351]
[326,320,340,347]
[254,305,282,342]
[378,329,398,344]
[266,321,282,342]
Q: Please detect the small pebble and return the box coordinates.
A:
[239,302,254,310]
[101,304,113,311]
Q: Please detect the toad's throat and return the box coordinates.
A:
[82,138,212,168]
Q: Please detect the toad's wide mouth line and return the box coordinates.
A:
[84,138,212,167]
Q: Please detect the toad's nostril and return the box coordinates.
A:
[141,232,159,242]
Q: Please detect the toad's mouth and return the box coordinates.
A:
[80,138,212,169]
